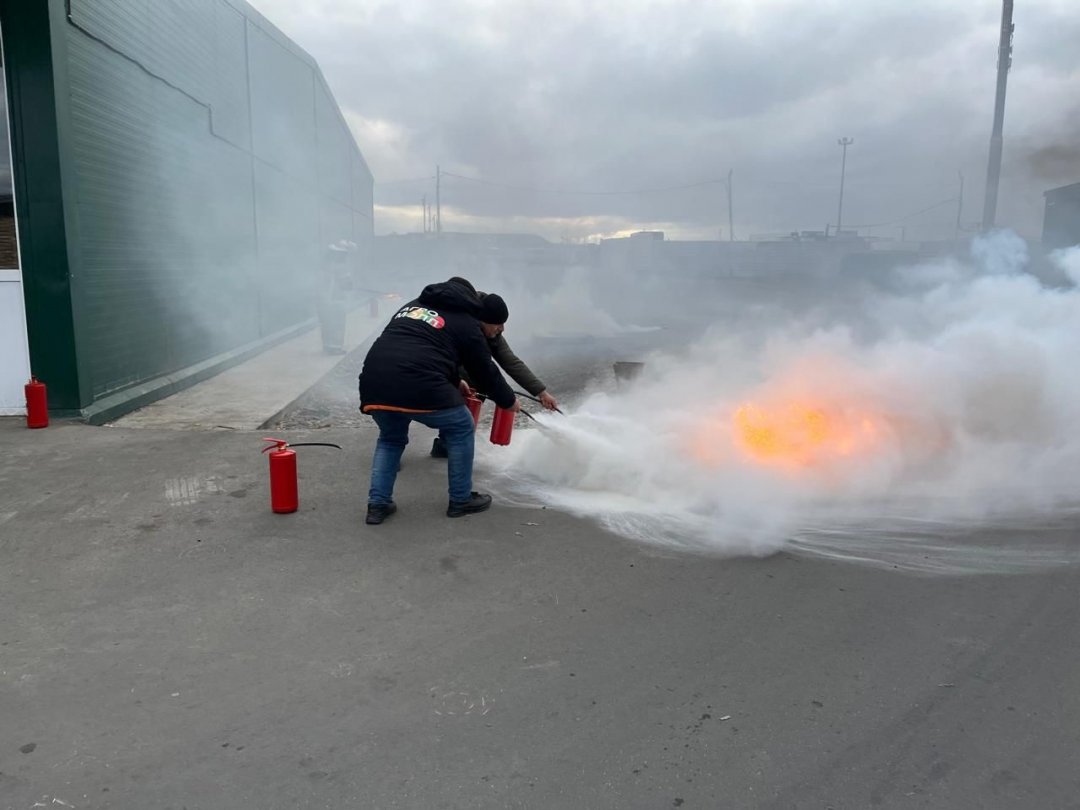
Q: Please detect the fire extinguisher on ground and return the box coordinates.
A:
[262,438,341,513]
[25,377,48,429]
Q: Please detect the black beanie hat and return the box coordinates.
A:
[478,293,508,325]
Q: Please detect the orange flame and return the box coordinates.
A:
[732,400,883,468]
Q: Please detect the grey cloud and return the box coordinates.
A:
[251,0,1080,239]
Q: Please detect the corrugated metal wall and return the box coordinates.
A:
[1042,183,1080,252]
[60,0,373,402]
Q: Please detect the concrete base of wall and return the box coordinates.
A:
[81,319,318,426]
[102,302,388,430]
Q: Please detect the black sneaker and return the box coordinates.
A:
[447,492,492,518]
[430,436,448,458]
[366,502,397,525]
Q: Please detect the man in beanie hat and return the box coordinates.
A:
[430,277,561,458]
[358,279,520,524]
[477,293,509,326]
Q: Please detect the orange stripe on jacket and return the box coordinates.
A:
[361,404,437,415]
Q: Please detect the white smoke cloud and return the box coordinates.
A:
[481,231,1080,574]
[970,228,1029,276]
[485,267,660,343]
[1049,244,1080,286]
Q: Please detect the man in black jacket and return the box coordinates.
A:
[430,276,560,458]
[358,280,519,524]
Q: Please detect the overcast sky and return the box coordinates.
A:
[246,0,1079,243]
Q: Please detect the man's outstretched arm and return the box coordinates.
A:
[490,334,544,395]
[489,334,560,410]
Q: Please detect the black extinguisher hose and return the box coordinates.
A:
[262,438,342,453]
[474,390,565,415]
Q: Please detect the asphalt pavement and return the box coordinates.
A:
[2,329,1080,809]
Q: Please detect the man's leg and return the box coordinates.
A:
[367,412,411,518]
[430,433,448,458]
[415,406,474,501]
[415,406,492,516]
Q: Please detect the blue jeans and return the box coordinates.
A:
[368,406,476,505]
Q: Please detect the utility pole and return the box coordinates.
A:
[981,0,1014,232]
[727,169,734,242]
[422,194,428,233]
[836,137,854,236]
[954,171,964,242]
[435,165,442,235]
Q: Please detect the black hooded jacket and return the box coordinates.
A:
[358,281,515,413]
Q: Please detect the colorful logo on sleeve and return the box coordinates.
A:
[395,306,445,329]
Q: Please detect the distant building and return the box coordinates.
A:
[0,1,372,420]
[1043,182,1080,252]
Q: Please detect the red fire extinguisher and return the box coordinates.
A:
[490,406,515,445]
[262,439,298,513]
[465,395,483,425]
[261,438,342,514]
[25,377,48,429]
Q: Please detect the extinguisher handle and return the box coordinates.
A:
[261,437,290,453]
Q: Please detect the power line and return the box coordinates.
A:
[439,171,727,196]
[373,176,436,187]
[846,196,959,230]
[376,168,957,238]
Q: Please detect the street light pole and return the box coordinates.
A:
[435,165,442,235]
[727,169,734,242]
[955,171,964,242]
[836,137,854,236]
[981,0,1014,232]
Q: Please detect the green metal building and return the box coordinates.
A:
[0,0,372,422]
[1043,182,1080,253]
